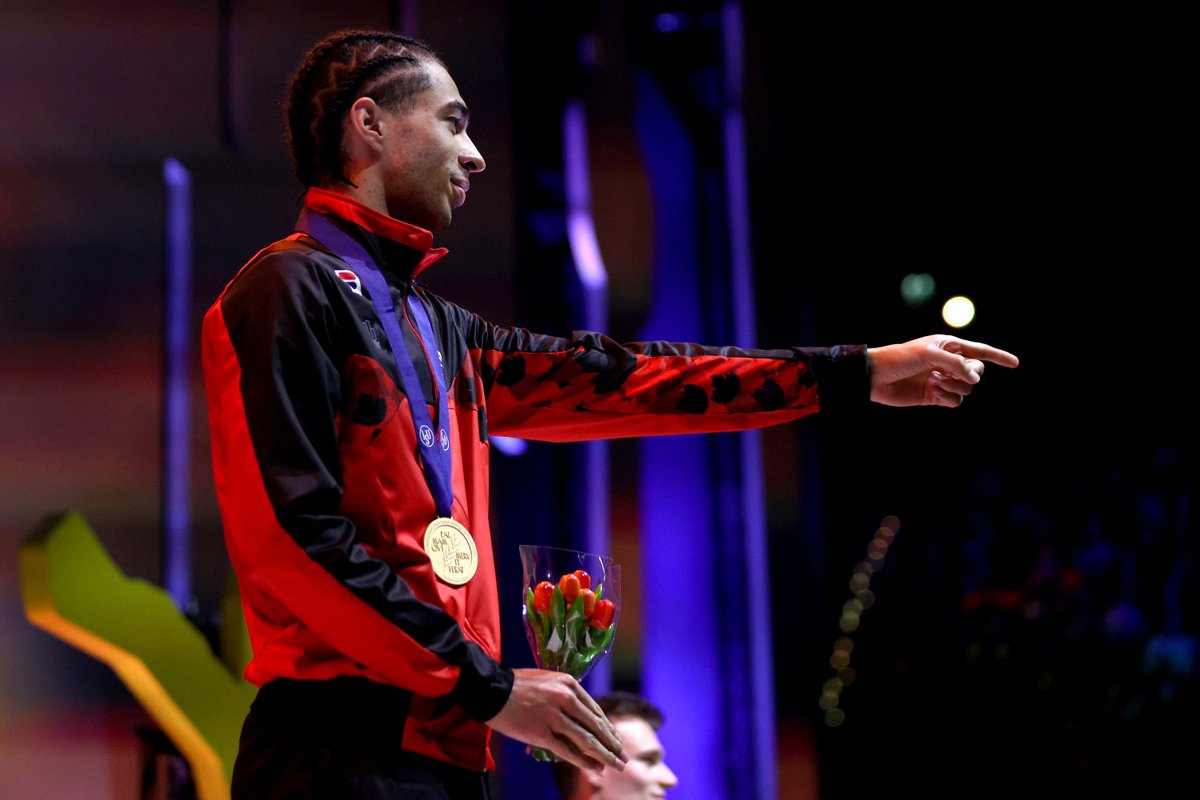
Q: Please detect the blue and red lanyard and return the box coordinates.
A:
[296,209,454,519]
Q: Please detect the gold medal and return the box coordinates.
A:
[423,517,478,585]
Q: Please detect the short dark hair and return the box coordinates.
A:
[599,691,664,730]
[550,692,666,795]
[283,29,445,188]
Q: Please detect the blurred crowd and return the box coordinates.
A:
[815,435,1196,797]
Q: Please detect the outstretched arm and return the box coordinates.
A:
[868,334,1019,408]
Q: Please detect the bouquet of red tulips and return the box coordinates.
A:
[523,568,617,675]
[519,545,620,762]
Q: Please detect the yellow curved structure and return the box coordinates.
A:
[19,511,256,800]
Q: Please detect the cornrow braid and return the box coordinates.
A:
[284,29,444,188]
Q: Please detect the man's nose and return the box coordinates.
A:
[461,137,486,173]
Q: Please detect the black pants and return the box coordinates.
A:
[231,677,493,800]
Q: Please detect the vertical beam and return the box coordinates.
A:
[500,5,608,797]
[162,157,193,611]
[635,69,725,800]
[720,4,778,798]
[390,0,417,35]
[216,0,242,153]
[637,3,775,798]
[563,98,613,697]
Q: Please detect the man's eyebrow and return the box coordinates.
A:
[445,100,470,122]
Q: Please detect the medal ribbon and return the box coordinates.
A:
[296,209,454,518]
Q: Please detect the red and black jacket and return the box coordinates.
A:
[201,187,870,771]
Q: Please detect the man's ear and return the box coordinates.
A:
[346,97,385,151]
[583,766,605,791]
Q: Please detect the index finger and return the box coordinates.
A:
[944,338,1020,368]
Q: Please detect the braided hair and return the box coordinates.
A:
[284,29,445,188]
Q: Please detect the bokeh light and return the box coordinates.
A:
[821,515,902,723]
[942,295,976,328]
[900,273,936,307]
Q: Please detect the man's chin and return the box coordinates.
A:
[429,204,455,231]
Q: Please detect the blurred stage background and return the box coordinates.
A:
[0,2,1191,799]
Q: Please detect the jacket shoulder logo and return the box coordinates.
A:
[336,269,363,296]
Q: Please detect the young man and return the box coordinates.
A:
[201,28,1018,800]
[553,693,679,799]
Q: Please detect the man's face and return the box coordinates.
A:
[378,61,485,231]
[591,717,678,799]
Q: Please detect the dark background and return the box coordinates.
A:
[0,2,1191,798]
[755,7,1194,797]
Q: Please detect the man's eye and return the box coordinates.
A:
[448,117,464,132]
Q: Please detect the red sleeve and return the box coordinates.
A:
[467,324,868,442]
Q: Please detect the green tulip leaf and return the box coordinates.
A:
[524,589,548,650]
